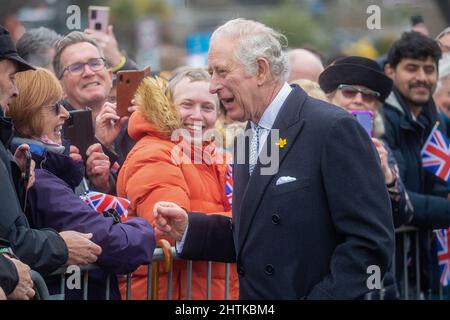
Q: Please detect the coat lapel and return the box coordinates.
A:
[232,122,250,241]
[236,86,307,255]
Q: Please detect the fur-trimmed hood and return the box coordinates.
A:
[129,76,181,141]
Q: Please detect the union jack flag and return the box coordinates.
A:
[421,125,450,183]
[435,228,450,287]
[80,191,130,219]
[225,163,233,206]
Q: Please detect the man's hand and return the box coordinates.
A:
[372,138,395,185]
[4,256,35,300]
[86,143,111,193]
[59,231,102,265]
[69,145,83,162]
[85,25,122,67]
[153,202,188,241]
[14,144,35,190]
[95,102,128,148]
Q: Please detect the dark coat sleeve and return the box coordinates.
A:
[0,254,18,295]
[383,113,450,229]
[308,116,395,299]
[0,149,68,276]
[28,169,155,274]
[384,143,414,227]
[179,212,236,263]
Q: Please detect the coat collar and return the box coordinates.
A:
[385,88,438,136]
[233,85,307,255]
[11,137,85,189]
[0,109,14,148]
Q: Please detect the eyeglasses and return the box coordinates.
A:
[60,57,106,78]
[44,102,62,115]
[337,84,380,103]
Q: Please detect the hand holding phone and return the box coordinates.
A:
[88,6,110,34]
[22,149,31,185]
[62,110,95,161]
[351,110,374,137]
[116,66,151,117]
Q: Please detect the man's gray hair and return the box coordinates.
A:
[210,18,289,82]
[53,31,104,79]
[437,54,450,93]
[16,27,62,68]
[436,27,450,41]
[168,66,219,108]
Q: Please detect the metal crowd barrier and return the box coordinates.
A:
[31,226,450,300]
[394,225,421,300]
[31,270,50,300]
[33,240,232,300]
[394,225,450,301]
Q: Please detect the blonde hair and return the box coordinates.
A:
[135,76,181,137]
[292,79,328,101]
[168,67,219,109]
[8,67,63,139]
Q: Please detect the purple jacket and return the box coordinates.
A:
[20,139,155,299]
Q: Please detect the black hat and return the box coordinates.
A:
[318,56,393,101]
[411,15,424,27]
[0,25,35,72]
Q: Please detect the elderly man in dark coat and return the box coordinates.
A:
[152,19,395,300]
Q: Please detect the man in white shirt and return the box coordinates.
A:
[153,18,394,299]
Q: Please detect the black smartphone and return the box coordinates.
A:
[22,149,31,183]
[62,109,95,161]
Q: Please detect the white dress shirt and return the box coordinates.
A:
[176,82,293,253]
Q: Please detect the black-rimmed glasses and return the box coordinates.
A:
[60,57,106,78]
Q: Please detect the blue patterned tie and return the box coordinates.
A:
[249,124,261,175]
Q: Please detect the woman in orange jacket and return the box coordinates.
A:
[117,68,238,300]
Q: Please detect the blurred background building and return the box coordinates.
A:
[1,0,449,72]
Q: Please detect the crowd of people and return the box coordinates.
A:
[1,13,450,300]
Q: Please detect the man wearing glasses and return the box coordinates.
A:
[53,31,127,194]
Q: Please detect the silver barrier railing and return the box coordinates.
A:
[33,225,450,300]
[394,225,421,300]
[394,226,450,300]
[31,270,50,300]
[38,245,233,300]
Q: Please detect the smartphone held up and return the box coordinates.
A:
[116,66,151,117]
[351,110,374,137]
[88,6,110,33]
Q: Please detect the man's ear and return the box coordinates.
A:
[59,78,68,94]
[384,63,395,80]
[256,57,270,85]
[107,69,113,89]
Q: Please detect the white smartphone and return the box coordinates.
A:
[88,6,110,33]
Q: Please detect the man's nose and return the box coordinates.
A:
[209,74,221,94]
[82,64,96,76]
[11,84,18,98]
[415,68,427,82]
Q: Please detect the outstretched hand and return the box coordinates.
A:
[153,202,188,241]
